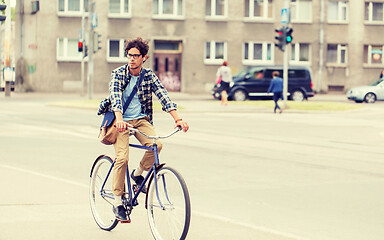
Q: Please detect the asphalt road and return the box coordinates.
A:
[0,93,383,240]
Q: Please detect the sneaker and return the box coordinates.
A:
[131,170,147,193]
[113,205,128,221]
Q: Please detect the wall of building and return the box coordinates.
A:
[14,0,384,94]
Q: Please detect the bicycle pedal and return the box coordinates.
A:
[133,184,138,194]
[120,219,131,224]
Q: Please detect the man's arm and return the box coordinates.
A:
[267,79,274,93]
[109,68,125,113]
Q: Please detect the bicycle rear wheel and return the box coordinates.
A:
[147,166,191,240]
[89,155,118,231]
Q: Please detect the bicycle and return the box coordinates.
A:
[89,126,191,240]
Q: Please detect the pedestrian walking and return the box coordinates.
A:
[216,61,232,105]
[267,71,283,114]
[97,37,189,221]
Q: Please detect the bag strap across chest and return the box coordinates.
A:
[122,66,144,113]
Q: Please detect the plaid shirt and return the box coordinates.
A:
[98,64,177,124]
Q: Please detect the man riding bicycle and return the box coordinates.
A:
[98,37,189,221]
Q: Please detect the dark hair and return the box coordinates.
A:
[222,61,228,66]
[272,71,280,77]
[124,37,150,57]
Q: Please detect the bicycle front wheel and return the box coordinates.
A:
[89,155,118,231]
[147,166,191,240]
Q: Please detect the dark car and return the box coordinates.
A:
[212,66,315,101]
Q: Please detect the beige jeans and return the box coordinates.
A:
[112,118,162,196]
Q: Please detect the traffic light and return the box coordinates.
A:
[31,0,40,14]
[78,41,83,52]
[0,4,6,22]
[275,27,286,52]
[84,45,88,58]
[285,27,293,44]
[93,31,102,53]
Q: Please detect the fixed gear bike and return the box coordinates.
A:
[89,127,191,240]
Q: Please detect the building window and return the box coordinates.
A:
[204,41,227,64]
[243,42,273,64]
[244,0,273,19]
[291,0,312,22]
[154,41,181,51]
[365,2,384,23]
[109,0,131,17]
[327,1,348,22]
[57,38,82,61]
[153,0,183,19]
[107,39,127,62]
[327,44,347,65]
[364,45,384,65]
[206,0,227,18]
[58,0,88,16]
[290,43,310,64]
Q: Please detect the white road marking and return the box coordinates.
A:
[0,164,309,240]
[193,210,308,240]
[0,164,88,188]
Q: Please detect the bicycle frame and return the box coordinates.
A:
[98,140,165,210]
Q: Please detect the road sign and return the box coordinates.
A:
[281,8,289,24]
[92,13,97,29]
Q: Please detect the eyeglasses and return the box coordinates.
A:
[127,53,142,59]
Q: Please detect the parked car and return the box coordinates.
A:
[346,78,384,103]
[212,65,315,101]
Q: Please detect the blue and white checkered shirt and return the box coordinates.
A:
[98,64,177,125]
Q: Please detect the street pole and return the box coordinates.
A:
[282,0,290,108]
[20,0,24,58]
[3,0,11,97]
[81,2,86,96]
[88,0,94,99]
[0,20,2,94]
[283,42,288,108]
[317,0,325,93]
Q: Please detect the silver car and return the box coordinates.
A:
[346,79,384,103]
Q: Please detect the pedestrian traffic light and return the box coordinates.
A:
[275,27,286,52]
[78,41,83,52]
[285,27,293,44]
[93,31,102,53]
[0,4,6,22]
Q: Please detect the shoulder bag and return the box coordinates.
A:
[99,69,144,145]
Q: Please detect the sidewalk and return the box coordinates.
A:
[0,91,355,115]
[0,91,347,102]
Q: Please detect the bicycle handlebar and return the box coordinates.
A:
[127,126,182,140]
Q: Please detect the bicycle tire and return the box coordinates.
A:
[146,166,191,240]
[89,155,119,231]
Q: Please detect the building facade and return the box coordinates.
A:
[14,0,384,94]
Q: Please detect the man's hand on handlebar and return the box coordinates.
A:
[175,120,189,133]
[115,120,133,133]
